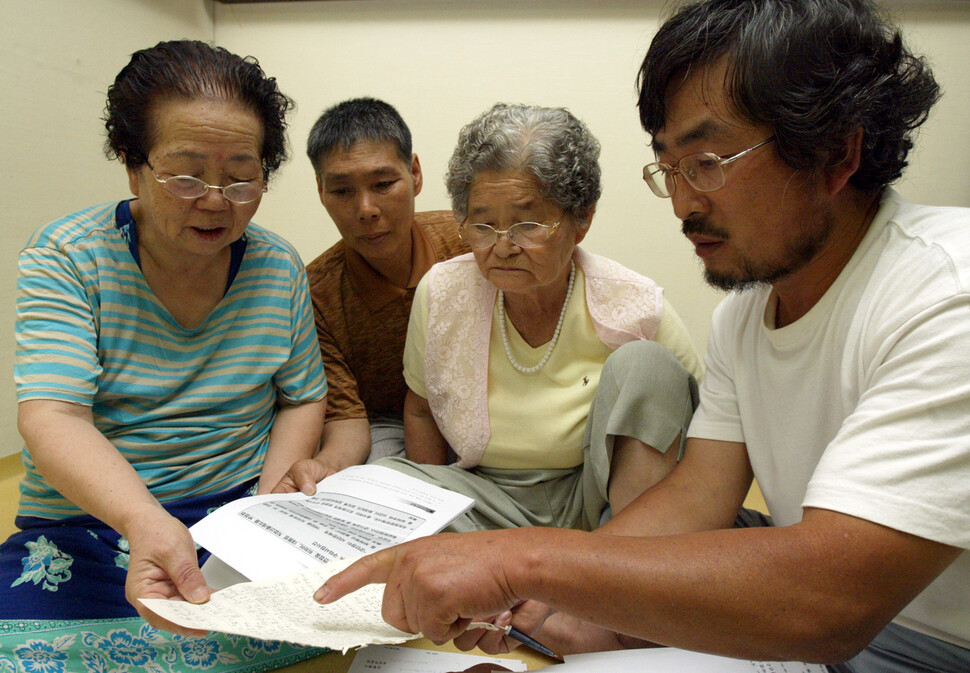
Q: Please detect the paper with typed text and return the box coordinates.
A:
[191,464,474,582]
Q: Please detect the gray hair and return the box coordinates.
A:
[445,103,601,226]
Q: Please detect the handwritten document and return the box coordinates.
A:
[556,647,827,672]
[191,464,474,581]
[141,557,419,653]
[347,645,528,673]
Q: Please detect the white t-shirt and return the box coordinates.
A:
[688,190,970,648]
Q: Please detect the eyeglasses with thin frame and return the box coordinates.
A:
[458,216,564,250]
[146,161,267,205]
[642,136,775,198]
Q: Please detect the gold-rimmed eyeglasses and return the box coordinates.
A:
[642,136,775,198]
[458,217,564,250]
[146,161,266,205]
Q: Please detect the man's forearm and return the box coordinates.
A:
[508,512,958,664]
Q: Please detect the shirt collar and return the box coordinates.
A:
[344,223,436,310]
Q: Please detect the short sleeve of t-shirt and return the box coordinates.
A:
[16,242,103,405]
[686,298,746,444]
[273,257,328,404]
[805,292,970,547]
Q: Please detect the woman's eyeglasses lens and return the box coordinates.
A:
[155,174,264,204]
[459,222,553,249]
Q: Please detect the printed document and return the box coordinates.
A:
[347,645,528,673]
[555,647,827,672]
[191,464,475,581]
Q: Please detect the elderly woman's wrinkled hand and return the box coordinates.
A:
[124,507,212,636]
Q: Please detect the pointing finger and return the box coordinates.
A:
[314,548,397,603]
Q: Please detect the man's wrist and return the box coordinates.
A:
[503,527,561,601]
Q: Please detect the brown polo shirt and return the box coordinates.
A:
[306,210,468,423]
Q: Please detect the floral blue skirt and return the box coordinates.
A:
[0,482,325,672]
[0,619,319,673]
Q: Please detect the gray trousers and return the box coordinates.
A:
[380,340,698,533]
[828,622,970,673]
[365,415,407,463]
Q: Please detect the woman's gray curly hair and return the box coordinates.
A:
[445,103,602,228]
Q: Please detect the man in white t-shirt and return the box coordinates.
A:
[315,1,969,670]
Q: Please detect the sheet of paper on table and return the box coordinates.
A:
[347,645,529,673]
[141,556,420,653]
[191,464,475,582]
[554,647,827,672]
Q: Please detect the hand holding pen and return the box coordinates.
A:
[468,621,562,661]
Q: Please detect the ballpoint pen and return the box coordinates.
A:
[468,621,562,661]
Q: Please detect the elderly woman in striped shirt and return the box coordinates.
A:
[0,40,326,672]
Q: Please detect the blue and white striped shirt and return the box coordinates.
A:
[15,202,327,519]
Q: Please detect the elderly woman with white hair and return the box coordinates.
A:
[381,103,703,532]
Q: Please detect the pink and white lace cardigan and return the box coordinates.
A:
[424,248,664,467]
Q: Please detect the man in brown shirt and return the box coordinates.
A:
[275,98,467,493]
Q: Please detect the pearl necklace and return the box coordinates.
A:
[497,261,576,374]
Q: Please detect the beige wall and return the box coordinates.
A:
[212,0,970,351]
[0,0,215,457]
[1,0,968,457]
